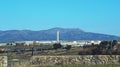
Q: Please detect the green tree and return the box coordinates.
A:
[112,40,118,46]
[53,43,62,50]
[65,45,71,50]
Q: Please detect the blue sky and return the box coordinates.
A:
[0,0,120,36]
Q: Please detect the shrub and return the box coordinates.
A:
[53,43,62,50]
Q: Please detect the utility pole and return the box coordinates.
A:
[31,47,34,56]
[110,40,113,55]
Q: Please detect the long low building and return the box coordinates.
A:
[61,40,101,47]
[0,40,102,47]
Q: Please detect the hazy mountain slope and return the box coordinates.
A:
[0,28,120,42]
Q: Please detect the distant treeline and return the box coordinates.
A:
[78,40,120,55]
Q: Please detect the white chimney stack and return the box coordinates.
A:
[57,31,60,43]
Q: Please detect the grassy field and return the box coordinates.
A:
[0,46,119,67]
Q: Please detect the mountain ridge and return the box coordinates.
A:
[0,27,120,42]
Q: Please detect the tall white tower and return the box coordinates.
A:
[57,31,60,43]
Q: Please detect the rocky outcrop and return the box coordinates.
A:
[0,56,7,67]
[5,55,120,67]
[31,55,120,65]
